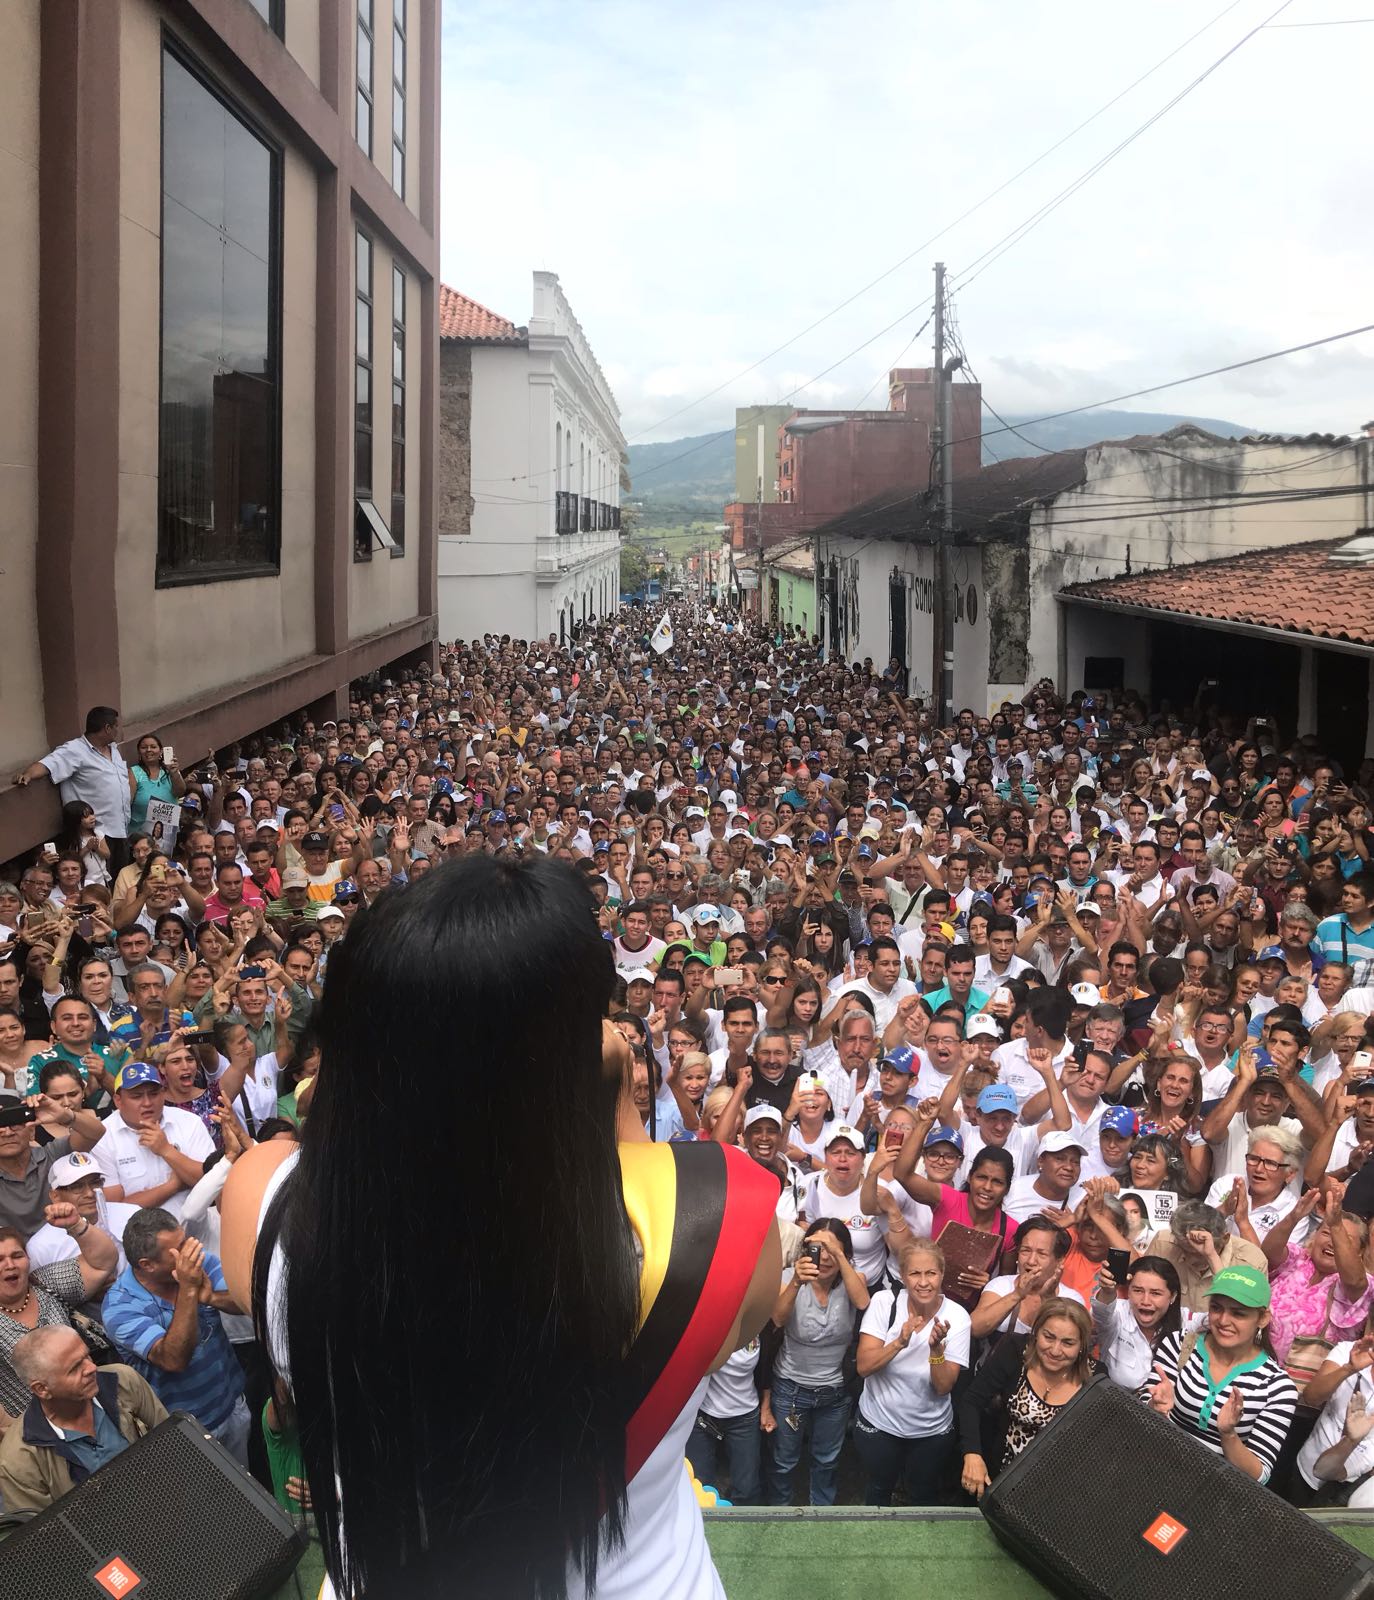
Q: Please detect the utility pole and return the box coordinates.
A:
[931,263,951,726]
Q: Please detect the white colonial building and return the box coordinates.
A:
[438,271,623,643]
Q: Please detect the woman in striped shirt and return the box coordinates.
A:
[1146,1262,1298,1485]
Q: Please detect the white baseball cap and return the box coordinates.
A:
[1038,1128,1088,1156]
[49,1152,106,1189]
[825,1123,865,1151]
[615,966,655,988]
[744,1104,783,1130]
[1070,982,1101,1007]
[967,1013,1001,1040]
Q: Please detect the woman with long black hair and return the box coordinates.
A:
[223,853,779,1600]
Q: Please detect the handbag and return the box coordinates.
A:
[68,1307,123,1366]
[1284,1283,1337,1397]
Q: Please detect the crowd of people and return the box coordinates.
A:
[4,601,1374,1541]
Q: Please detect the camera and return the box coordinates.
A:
[803,1242,823,1268]
[0,1105,37,1130]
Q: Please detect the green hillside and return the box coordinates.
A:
[626,408,1256,521]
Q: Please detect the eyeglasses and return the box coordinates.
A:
[763,976,788,986]
[334,894,360,907]
[1244,1153,1289,1173]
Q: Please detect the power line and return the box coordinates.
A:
[947,0,1295,299]
[617,0,1250,444]
[955,322,1374,450]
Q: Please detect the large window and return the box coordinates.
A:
[392,0,407,197]
[356,0,374,157]
[390,263,406,556]
[158,46,280,585]
[354,231,397,560]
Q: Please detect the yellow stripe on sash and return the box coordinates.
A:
[619,1142,678,1333]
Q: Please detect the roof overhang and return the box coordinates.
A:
[1056,590,1374,659]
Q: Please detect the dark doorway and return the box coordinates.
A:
[1317,649,1369,774]
[1148,620,1300,742]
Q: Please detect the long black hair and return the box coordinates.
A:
[268,854,637,1599]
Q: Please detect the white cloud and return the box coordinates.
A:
[441,0,1374,444]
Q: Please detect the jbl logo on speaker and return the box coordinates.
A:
[1142,1513,1189,1556]
[91,1555,143,1595]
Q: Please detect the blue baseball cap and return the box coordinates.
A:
[1100,1105,1138,1137]
[489,809,508,824]
[881,1045,916,1076]
[1257,945,1286,964]
[977,1084,1019,1115]
[924,1125,965,1153]
[809,830,831,846]
[116,1061,162,1093]
[332,879,358,902]
[856,843,875,861]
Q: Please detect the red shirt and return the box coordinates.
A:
[202,881,267,924]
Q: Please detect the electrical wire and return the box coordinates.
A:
[946,0,1295,299]
[617,0,1251,446]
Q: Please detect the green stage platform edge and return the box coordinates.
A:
[269,1508,1374,1600]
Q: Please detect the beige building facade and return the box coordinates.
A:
[0,0,439,858]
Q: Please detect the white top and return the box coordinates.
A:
[982,1275,1086,1336]
[90,1105,216,1219]
[834,976,917,1034]
[259,1153,729,1600]
[1206,1113,1303,1186]
[959,1121,1040,1182]
[25,1195,140,1277]
[41,735,131,838]
[1299,1340,1374,1491]
[1204,1172,1308,1243]
[1003,1175,1086,1224]
[800,1174,885,1283]
[992,1037,1073,1107]
[699,1339,761,1421]
[1091,1294,1166,1393]
[857,1293,971,1437]
[973,954,1032,988]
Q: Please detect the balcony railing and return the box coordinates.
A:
[555,490,578,534]
[553,496,623,537]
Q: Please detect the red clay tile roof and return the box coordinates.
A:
[438,284,526,344]
[1061,537,1374,648]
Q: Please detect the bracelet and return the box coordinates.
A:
[928,1353,946,1366]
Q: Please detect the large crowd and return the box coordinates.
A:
[4,602,1374,1531]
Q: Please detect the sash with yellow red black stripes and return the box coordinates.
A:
[619,1140,777,1483]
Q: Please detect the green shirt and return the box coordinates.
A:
[20,1039,128,1101]
[262,1401,307,1513]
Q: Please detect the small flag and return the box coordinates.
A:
[650,615,674,655]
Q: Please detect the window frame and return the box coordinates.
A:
[354,227,375,563]
[244,0,285,37]
[391,0,407,198]
[390,261,406,558]
[155,34,283,589]
[356,0,375,158]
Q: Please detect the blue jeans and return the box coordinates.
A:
[853,1416,953,1505]
[766,1378,851,1506]
[686,1405,762,1505]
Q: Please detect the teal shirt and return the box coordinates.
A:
[923,983,991,1020]
[129,764,175,832]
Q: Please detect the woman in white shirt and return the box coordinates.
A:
[1091,1253,1184,1394]
[854,1238,972,1505]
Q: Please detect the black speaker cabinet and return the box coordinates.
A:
[981,1377,1374,1600]
[0,1412,307,1597]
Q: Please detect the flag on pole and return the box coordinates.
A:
[650,615,674,655]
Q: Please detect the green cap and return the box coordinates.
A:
[1205,1263,1271,1310]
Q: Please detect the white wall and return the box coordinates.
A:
[1025,436,1367,688]
[1061,605,1152,700]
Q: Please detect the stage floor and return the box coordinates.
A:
[271,1507,1374,1598]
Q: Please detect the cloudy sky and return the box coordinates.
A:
[439,1,1373,445]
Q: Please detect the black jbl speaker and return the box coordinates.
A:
[981,1378,1374,1600]
[0,1412,308,1597]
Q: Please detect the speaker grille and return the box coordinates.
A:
[0,1414,305,1598]
[982,1379,1374,1600]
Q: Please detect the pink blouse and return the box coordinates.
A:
[1267,1243,1373,1364]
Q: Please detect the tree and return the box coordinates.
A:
[620,541,648,594]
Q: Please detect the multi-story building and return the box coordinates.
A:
[734,405,793,504]
[0,0,439,858]
[438,272,624,644]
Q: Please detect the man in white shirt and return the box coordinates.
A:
[1106,838,1167,911]
[993,989,1074,1107]
[612,902,666,970]
[973,916,1032,989]
[14,706,132,871]
[24,1152,139,1279]
[835,938,917,1032]
[91,1062,215,1222]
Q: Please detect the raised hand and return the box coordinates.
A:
[1149,1366,1176,1416]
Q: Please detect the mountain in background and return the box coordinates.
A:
[626,408,1255,519]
